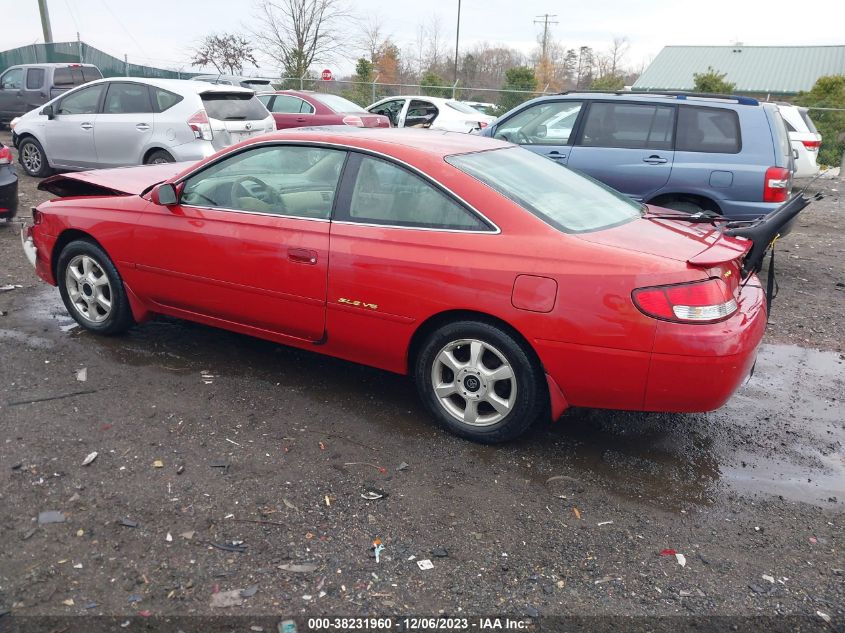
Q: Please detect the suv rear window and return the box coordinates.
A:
[201,93,268,120]
[799,110,819,135]
[676,106,741,154]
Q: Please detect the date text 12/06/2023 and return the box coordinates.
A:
[305,617,531,630]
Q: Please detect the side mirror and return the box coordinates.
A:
[151,183,178,206]
[42,105,54,120]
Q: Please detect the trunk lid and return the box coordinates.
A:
[38,162,191,197]
[201,91,275,150]
[356,113,391,128]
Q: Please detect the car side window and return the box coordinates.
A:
[405,100,438,127]
[56,84,104,115]
[257,94,273,107]
[152,87,183,113]
[676,106,741,154]
[102,83,152,114]
[580,102,675,150]
[371,99,404,126]
[26,68,45,90]
[348,156,488,231]
[269,95,313,114]
[494,101,583,145]
[0,68,24,90]
[181,145,346,219]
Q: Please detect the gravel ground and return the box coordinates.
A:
[0,132,843,632]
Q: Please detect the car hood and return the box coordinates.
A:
[39,162,193,197]
[576,208,751,266]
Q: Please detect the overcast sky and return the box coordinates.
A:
[4,0,844,78]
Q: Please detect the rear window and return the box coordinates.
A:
[799,109,819,135]
[676,106,741,153]
[311,93,365,113]
[82,67,102,82]
[52,66,98,87]
[201,93,268,120]
[446,101,481,114]
[447,147,643,234]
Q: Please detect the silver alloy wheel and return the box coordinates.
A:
[149,156,170,164]
[21,143,42,173]
[431,338,518,427]
[64,254,113,323]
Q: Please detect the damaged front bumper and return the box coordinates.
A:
[21,223,37,268]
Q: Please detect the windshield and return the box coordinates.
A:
[312,93,366,113]
[447,147,643,233]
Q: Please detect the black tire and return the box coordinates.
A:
[56,239,134,335]
[18,137,52,177]
[144,149,175,165]
[414,320,547,443]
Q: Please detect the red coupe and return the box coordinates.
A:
[257,90,390,130]
[23,128,770,442]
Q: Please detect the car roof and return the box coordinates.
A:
[372,95,457,106]
[82,77,255,94]
[6,63,99,69]
[527,91,759,108]
[239,127,510,157]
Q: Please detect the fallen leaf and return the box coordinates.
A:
[573,507,581,520]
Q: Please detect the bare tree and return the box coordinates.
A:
[358,14,386,63]
[607,36,629,76]
[191,34,258,75]
[251,0,348,79]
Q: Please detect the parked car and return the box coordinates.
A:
[192,75,274,90]
[11,78,275,176]
[22,128,773,442]
[258,90,390,130]
[778,104,821,178]
[367,96,495,133]
[484,92,795,219]
[0,63,103,127]
[0,142,17,221]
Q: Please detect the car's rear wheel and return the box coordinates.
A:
[415,321,546,443]
[18,137,52,177]
[57,240,134,335]
[145,149,175,165]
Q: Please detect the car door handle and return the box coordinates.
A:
[547,151,567,160]
[643,155,668,164]
[136,123,150,131]
[288,247,318,265]
[296,118,307,122]
[80,122,93,130]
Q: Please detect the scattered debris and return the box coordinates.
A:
[8,388,99,407]
[81,451,98,466]
[373,538,384,563]
[76,367,87,382]
[344,462,388,474]
[324,495,332,507]
[762,574,775,584]
[594,576,620,585]
[361,490,384,501]
[38,511,66,525]
[153,460,164,468]
[240,586,258,598]
[60,322,79,332]
[225,438,241,446]
[207,541,247,553]
[176,465,185,475]
[166,532,173,542]
[417,559,434,570]
[210,589,243,608]
[200,370,215,385]
[660,549,677,556]
[84,602,98,610]
[278,562,318,573]
[22,527,37,540]
[138,610,152,617]
[0,284,23,292]
[397,462,409,471]
[676,554,687,568]
[597,520,613,526]
[127,594,143,604]
[817,611,831,624]
[572,507,581,520]
[431,547,448,558]
[117,518,138,528]
[76,529,84,537]
[61,598,74,606]
[283,498,298,511]
[180,531,195,540]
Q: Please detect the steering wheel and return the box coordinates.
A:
[514,129,532,144]
[230,175,285,212]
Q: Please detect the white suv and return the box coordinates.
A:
[778,104,821,178]
[11,78,275,177]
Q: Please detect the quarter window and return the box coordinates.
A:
[348,156,488,231]
[580,102,675,150]
[0,68,24,90]
[676,106,741,153]
[181,145,346,219]
[152,87,183,113]
[495,101,583,145]
[103,83,152,114]
[26,68,45,90]
[56,84,104,115]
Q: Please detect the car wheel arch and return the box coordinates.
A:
[142,147,173,164]
[51,229,106,282]
[647,192,722,214]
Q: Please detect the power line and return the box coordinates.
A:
[533,13,558,61]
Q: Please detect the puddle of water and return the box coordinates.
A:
[21,285,845,509]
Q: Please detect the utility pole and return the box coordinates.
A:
[533,14,558,61]
[453,0,462,96]
[38,0,54,43]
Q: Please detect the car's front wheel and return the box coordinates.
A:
[18,137,52,177]
[144,149,174,165]
[57,240,134,335]
[415,321,547,443]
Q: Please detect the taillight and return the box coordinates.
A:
[478,121,489,128]
[188,110,213,141]
[342,115,364,127]
[0,146,11,165]
[801,140,820,151]
[763,166,790,203]
[632,278,738,324]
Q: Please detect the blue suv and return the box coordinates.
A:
[483,92,794,219]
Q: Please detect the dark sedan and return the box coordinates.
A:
[0,142,18,221]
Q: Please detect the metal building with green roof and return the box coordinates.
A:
[633,45,845,95]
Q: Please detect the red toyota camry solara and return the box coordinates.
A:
[22,128,767,442]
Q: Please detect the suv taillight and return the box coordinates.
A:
[632,278,738,324]
[342,115,364,127]
[801,140,821,151]
[763,166,790,203]
[188,110,213,141]
[0,146,12,165]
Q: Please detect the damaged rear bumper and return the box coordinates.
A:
[21,223,37,268]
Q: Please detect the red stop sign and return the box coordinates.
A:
[321,69,333,81]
